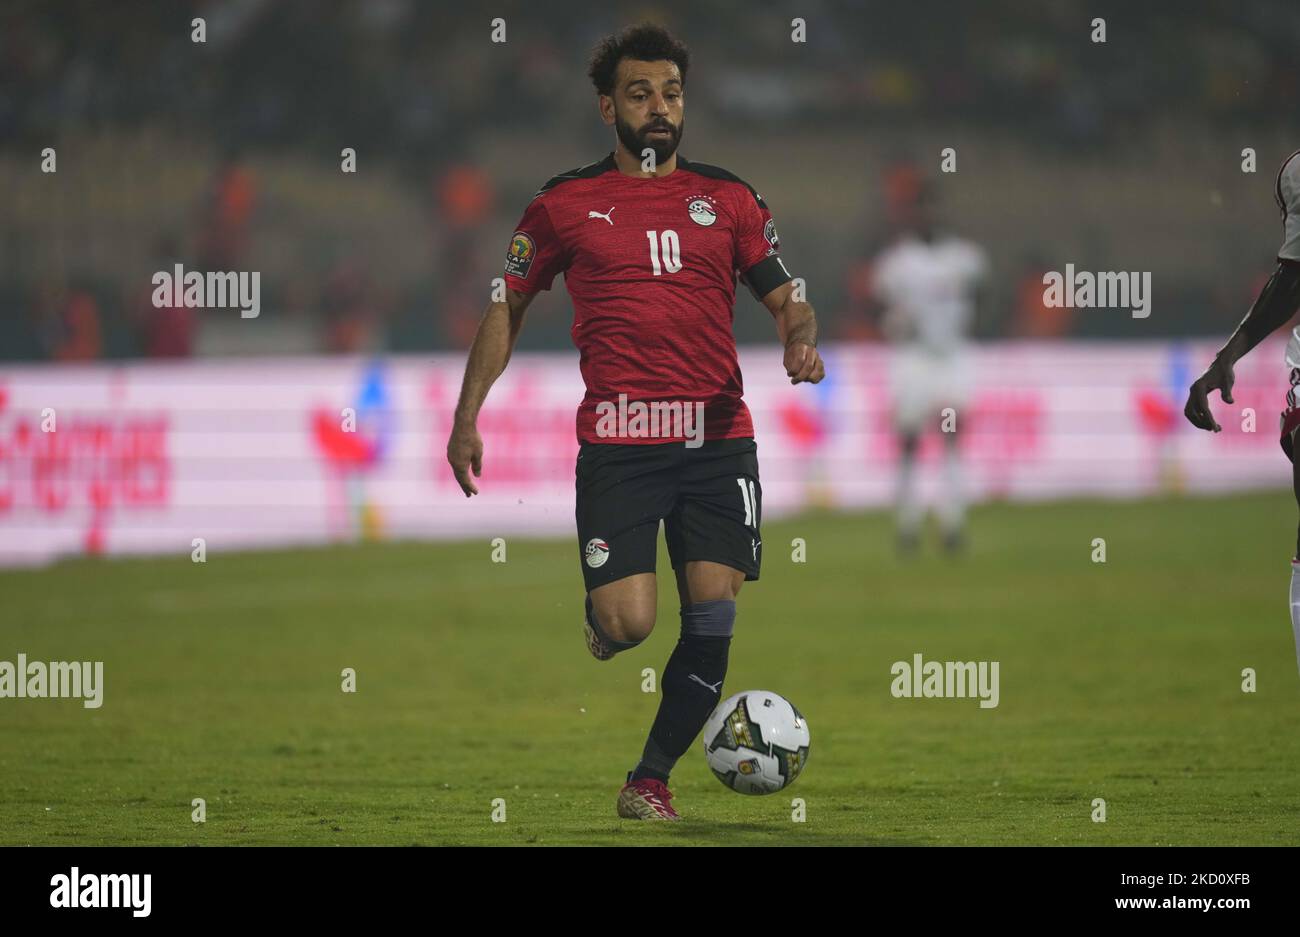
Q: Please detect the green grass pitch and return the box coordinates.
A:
[2,490,1298,845]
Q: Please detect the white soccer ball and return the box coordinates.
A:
[702,690,810,795]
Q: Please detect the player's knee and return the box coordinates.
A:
[605,608,656,644]
[680,563,744,605]
[684,582,740,605]
[588,593,655,645]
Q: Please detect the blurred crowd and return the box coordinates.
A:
[2,0,1298,361]
[6,1,1293,147]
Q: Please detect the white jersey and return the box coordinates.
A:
[1275,150,1300,368]
[872,234,988,356]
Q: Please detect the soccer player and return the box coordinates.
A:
[445,23,824,820]
[1185,149,1300,677]
[870,184,987,553]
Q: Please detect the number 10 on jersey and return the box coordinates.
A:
[646,229,682,275]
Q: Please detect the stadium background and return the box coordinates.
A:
[3,0,1300,846]
[2,0,1297,561]
[2,0,1296,359]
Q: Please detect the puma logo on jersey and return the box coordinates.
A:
[587,207,615,225]
[688,674,723,694]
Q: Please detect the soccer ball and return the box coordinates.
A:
[702,690,810,795]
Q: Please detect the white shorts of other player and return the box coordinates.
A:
[888,346,972,435]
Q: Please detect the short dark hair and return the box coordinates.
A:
[587,22,690,97]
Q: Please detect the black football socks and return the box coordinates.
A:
[630,599,735,784]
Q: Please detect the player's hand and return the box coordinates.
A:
[784,341,825,385]
[447,421,484,496]
[1183,357,1235,433]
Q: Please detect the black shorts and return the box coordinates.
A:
[575,437,762,592]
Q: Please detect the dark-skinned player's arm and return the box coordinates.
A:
[1184,259,1300,432]
[761,279,826,385]
[446,288,536,496]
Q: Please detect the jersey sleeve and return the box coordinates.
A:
[503,196,567,293]
[735,187,793,300]
[1278,152,1300,262]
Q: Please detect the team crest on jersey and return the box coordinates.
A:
[584,538,610,568]
[686,196,717,226]
[763,218,779,253]
[505,231,536,278]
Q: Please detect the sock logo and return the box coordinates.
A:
[688,673,723,694]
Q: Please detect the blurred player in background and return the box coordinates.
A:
[1184,149,1300,675]
[870,183,988,553]
[446,24,824,820]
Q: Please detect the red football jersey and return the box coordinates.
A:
[502,153,792,444]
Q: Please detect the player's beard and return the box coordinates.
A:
[615,111,682,167]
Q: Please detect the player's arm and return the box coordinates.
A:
[1184,259,1300,432]
[761,279,825,385]
[446,288,536,496]
[732,184,823,385]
